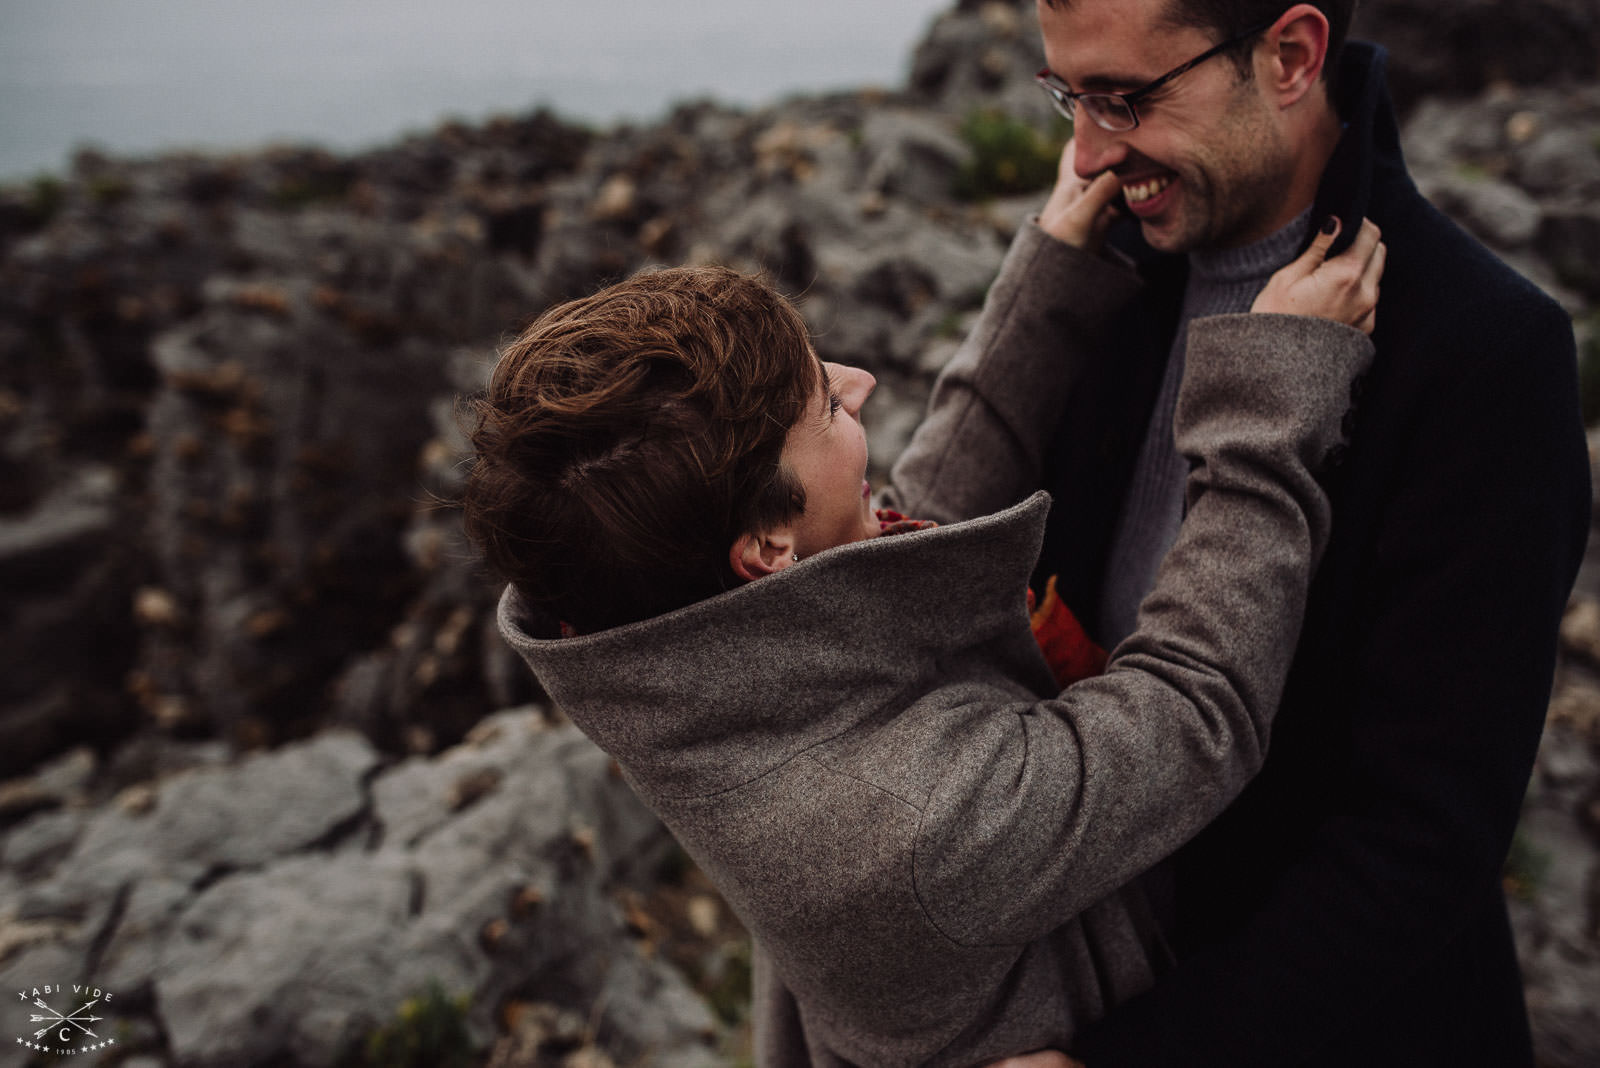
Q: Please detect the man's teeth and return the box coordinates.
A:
[1122,176,1173,203]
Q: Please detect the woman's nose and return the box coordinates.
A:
[828,363,876,415]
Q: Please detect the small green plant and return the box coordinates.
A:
[1502,829,1552,901]
[953,110,1069,202]
[655,843,692,885]
[87,174,132,206]
[26,176,66,226]
[703,938,754,1027]
[936,309,966,339]
[271,159,355,208]
[1579,314,1600,427]
[349,981,475,1068]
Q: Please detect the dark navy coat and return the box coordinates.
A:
[1063,43,1591,1068]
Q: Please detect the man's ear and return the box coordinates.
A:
[729,529,798,582]
[1264,3,1330,108]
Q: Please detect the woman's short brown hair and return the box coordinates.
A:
[462,265,817,633]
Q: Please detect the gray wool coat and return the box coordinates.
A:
[498,225,1373,1066]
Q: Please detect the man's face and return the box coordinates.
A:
[1037,0,1297,252]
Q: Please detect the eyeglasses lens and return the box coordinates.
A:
[1082,96,1136,131]
[1045,87,1075,120]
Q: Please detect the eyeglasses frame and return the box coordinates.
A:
[1034,18,1278,132]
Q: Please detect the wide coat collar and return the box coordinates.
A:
[499,492,1057,801]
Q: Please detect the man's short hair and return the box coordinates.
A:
[1044,1,1358,85]
[462,265,816,634]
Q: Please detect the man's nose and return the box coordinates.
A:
[1071,119,1129,180]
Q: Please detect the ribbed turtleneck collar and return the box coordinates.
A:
[1188,206,1314,287]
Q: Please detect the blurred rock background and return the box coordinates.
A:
[1,1,1597,1064]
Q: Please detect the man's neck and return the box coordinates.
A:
[1213,87,1344,251]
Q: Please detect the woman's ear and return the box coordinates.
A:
[730,529,798,582]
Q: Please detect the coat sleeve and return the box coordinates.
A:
[1072,296,1591,1065]
[910,314,1374,944]
[881,221,1143,523]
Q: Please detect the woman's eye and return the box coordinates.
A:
[828,393,843,417]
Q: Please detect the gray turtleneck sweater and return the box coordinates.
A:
[1098,209,1315,647]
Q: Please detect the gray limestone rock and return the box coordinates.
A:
[155,852,422,1066]
[1536,206,1600,301]
[861,110,973,206]
[909,0,1050,124]
[0,467,118,582]
[590,950,723,1066]
[0,808,87,881]
[1510,719,1600,1068]
[2,5,1599,1064]
[1513,127,1600,199]
[0,712,714,1067]
[36,731,376,911]
[1354,0,1600,111]
[1416,172,1544,249]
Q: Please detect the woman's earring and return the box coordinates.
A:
[792,552,801,562]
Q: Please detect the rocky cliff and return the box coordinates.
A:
[2,1,1598,1065]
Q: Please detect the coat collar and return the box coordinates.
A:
[1311,41,1400,256]
[499,492,1056,800]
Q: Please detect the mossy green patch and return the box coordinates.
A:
[1503,828,1553,901]
[341,981,476,1068]
[953,110,1069,202]
[1578,314,1600,426]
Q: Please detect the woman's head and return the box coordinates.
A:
[463,265,876,633]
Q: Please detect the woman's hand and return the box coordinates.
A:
[985,1052,1085,1068]
[1253,216,1386,334]
[1038,138,1123,252]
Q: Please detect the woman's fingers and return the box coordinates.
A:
[1357,305,1378,335]
[1040,140,1124,250]
[1347,216,1383,264]
[1252,216,1385,326]
[984,1052,1083,1068]
[1363,234,1388,299]
[1080,168,1124,208]
[1281,215,1343,282]
[1343,221,1385,333]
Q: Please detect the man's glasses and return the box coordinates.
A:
[1035,20,1276,132]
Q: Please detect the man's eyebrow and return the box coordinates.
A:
[1070,69,1150,91]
